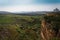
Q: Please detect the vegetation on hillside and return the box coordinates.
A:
[0,14,42,40]
[41,13,60,40]
[0,13,60,40]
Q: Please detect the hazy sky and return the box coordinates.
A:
[0,0,60,12]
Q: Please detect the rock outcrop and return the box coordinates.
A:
[41,12,60,40]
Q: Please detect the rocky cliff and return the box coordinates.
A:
[41,12,60,40]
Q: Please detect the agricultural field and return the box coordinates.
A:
[0,14,42,40]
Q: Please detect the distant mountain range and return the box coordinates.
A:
[0,11,60,15]
[0,11,13,14]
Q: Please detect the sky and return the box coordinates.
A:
[0,0,60,12]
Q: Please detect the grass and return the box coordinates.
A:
[0,14,41,40]
[0,14,60,40]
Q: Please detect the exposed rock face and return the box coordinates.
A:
[41,13,60,40]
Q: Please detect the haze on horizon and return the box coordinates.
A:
[0,0,60,12]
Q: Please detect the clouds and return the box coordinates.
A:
[0,0,34,6]
[0,5,60,12]
[13,0,33,4]
[0,0,13,6]
[0,0,60,7]
[0,0,60,12]
[0,0,60,6]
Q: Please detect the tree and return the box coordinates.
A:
[54,8,60,12]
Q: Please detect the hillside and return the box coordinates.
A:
[0,11,60,40]
[41,12,60,40]
[0,14,41,40]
